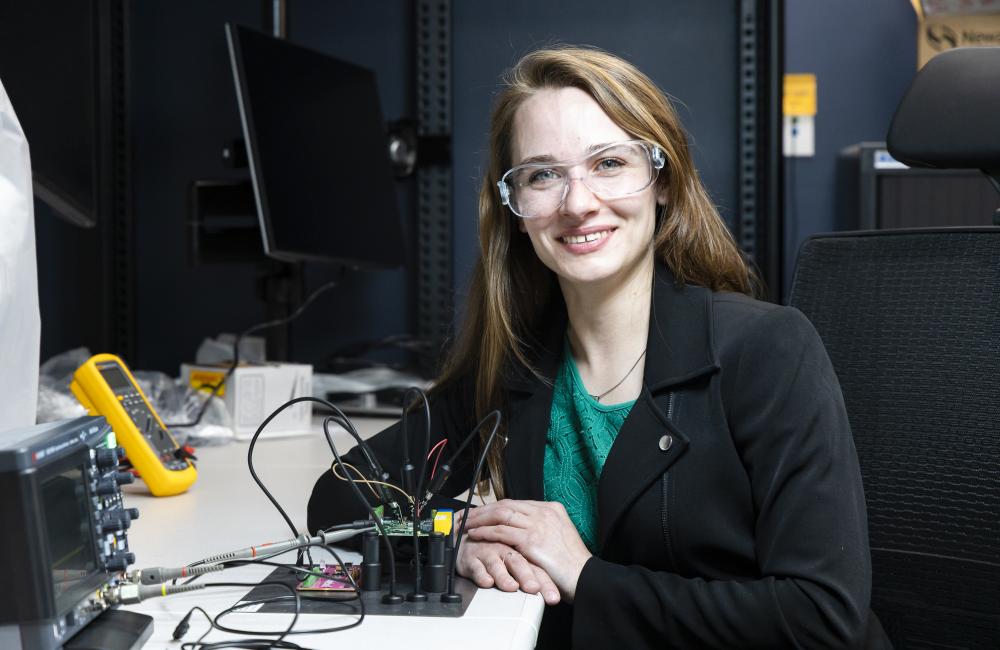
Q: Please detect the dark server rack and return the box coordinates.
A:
[841,142,999,230]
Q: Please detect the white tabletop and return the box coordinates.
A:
[120,417,543,649]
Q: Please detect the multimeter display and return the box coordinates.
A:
[97,362,186,470]
[98,365,133,393]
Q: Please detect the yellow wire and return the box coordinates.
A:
[334,461,379,499]
[331,461,414,505]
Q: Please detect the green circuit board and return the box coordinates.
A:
[373,505,436,536]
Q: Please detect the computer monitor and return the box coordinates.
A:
[225,24,405,269]
[0,0,110,228]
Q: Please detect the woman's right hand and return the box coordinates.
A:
[456,536,562,605]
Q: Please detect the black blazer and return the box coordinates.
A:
[307,263,890,649]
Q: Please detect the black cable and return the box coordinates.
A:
[214,543,364,636]
[438,416,488,477]
[401,387,431,601]
[183,607,312,650]
[166,279,340,429]
[322,416,403,604]
[244,395,378,539]
[243,396,372,567]
[176,542,364,649]
[246,396,323,540]
[324,412,392,506]
[402,386,432,503]
[177,580,301,650]
[178,531,361,587]
[424,406,499,498]
[177,399,378,587]
[222,559,332,580]
[445,410,502,600]
[322,519,375,532]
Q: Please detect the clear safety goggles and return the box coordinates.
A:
[497,140,665,219]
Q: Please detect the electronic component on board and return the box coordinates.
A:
[297,564,361,599]
[433,509,454,535]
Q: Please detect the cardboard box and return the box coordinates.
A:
[181,362,313,439]
[912,0,1000,68]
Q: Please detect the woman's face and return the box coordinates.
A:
[509,86,660,291]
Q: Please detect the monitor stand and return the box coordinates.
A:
[256,261,303,362]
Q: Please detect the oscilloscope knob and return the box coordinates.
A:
[94,447,119,470]
[105,551,136,572]
[99,510,133,533]
[95,471,135,496]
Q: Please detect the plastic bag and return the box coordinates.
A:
[133,369,234,447]
[0,77,41,431]
[36,347,235,446]
[36,347,91,424]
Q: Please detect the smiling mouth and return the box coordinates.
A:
[559,229,613,245]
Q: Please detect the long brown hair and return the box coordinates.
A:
[438,46,760,498]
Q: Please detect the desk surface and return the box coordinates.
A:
[121,417,543,649]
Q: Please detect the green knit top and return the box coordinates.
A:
[543,337,636,552]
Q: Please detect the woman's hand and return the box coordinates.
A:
[456,536,561,605]
[458,499,592,602]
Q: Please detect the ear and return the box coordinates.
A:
[656,188,668,207]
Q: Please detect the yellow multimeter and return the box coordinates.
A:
[71,353,197,496]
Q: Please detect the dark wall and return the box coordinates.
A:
[131,1,262,373]
[132,0,749,373]
[129,1,413,373]
[451,0,740,298]
[783,1,918,297]
[26,2,876,373]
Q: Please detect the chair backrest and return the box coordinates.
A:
[887,48,1000,174]
[789,228,1000,648]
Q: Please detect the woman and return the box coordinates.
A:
[308,46,888,648]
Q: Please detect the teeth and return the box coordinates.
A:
[561,230,610,245]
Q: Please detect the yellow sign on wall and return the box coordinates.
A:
[783,74,817,117]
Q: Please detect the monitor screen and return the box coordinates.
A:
[0,0,100,228]
[225,24,405,268]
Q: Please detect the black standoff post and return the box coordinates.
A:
[426,531,447,593]
[361,530,381,592]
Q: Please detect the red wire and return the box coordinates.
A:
[428,439,447,480]
[427,438,446,461]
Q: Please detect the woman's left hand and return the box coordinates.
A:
[457,499,592,602]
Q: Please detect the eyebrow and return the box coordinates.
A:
[515,141,619,167]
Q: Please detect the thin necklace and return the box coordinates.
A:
[589,348,647,403]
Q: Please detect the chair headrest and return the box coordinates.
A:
[887,47,1000,171]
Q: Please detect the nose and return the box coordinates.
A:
[559,176,600,220]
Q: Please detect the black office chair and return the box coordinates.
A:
[789,48,1000,649]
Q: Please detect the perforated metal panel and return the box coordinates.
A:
[415,0,452,350]
[739,0,783,298]
[738,0,758,256]
[98,0,135,361]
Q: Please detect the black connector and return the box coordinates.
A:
[426,462,451,496]
[172,610,193,640]
[401,462,416,498]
